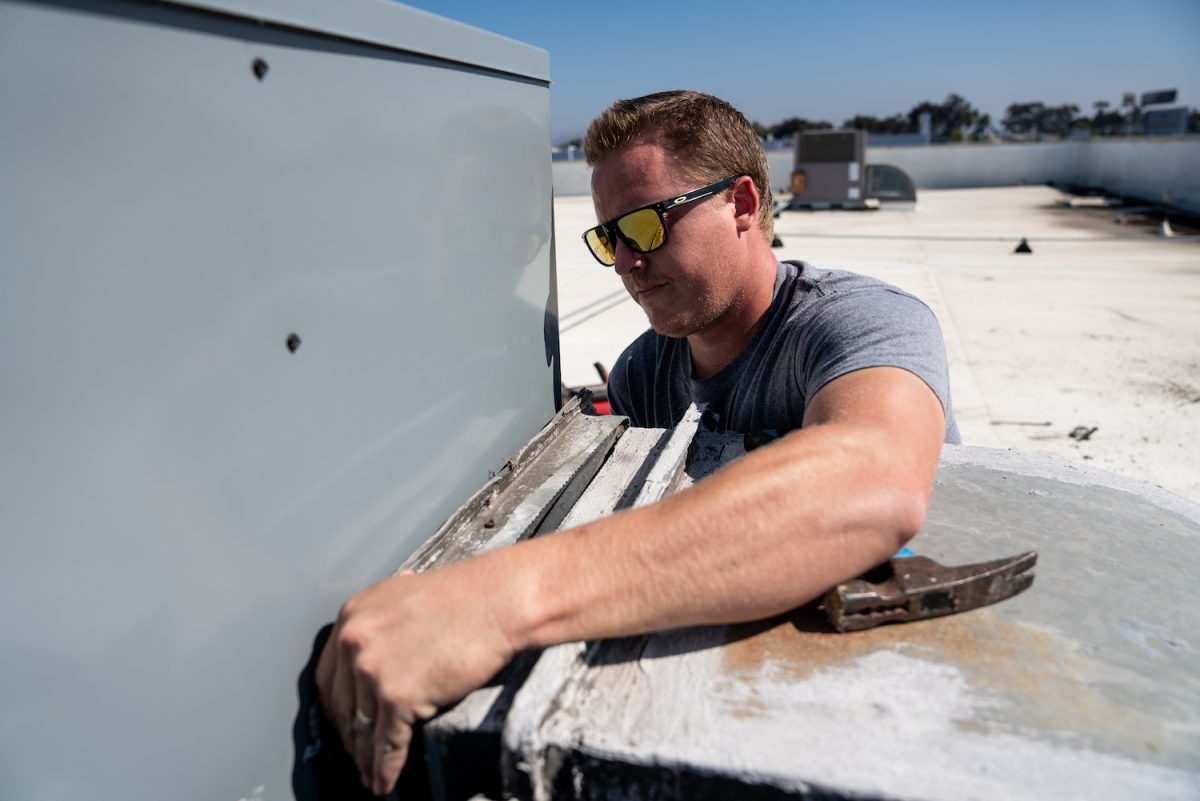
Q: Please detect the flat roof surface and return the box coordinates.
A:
[555,186,1200,502]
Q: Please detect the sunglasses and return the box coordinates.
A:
[582,176,738,266]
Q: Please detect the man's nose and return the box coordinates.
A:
[612,239,644,276]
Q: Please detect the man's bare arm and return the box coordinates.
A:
[316,366,946,794]
[501,365,945,643]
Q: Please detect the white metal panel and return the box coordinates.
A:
[0,1,556,798]
[163,0,551,81]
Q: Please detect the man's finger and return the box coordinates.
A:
[330,629,358,748]
[352,672,379,789]
[314,630,336,719]
[371,707,414,797]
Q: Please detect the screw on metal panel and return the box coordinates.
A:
[286,333,301,353]
[252,58,269,80]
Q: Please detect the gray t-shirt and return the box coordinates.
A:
[607,261,961,443]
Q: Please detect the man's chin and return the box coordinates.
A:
[645,312,695,339]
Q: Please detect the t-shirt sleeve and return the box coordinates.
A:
[607,347,636,419]
[797,287,953,421]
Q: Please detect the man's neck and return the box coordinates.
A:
[687,255,778,380]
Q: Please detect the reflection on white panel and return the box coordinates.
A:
[0,1,554,798]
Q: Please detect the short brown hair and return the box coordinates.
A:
[583,90,774,237]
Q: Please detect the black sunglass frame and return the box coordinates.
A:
[582,175,739,266]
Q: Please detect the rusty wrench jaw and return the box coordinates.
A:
[824,551,1038,633]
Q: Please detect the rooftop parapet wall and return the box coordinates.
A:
[868,138,1200,213]
[553,160,594,197]
[555,138,1200,214]
[1073,138,1200,212]
[866,142,1079,191]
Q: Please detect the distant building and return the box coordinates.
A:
[1144,107,1188,136]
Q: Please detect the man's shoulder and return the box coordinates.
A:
[780,260,908,301]
[777,261,932,327]
[775,261,959,443]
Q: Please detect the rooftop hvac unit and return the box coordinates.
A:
[789,130,866,208]
[787,129,916,209]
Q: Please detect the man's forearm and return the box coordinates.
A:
[482,418,936,653]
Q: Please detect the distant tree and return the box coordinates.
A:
[769,117,833,138]
[905,100,940,137]
[1095,112,1124,134]
[883,113,910,133]
[843,114,880,131]
[1002,102,1082,138]
[904,94,983,141]
[969,113,992,141]
[1039,104,1080,137]
[1120,92,1141,128]
[751,120,769,138]
[842,113,910,133]
[1090,100,1125,136]
[940,93,980,137]
[1003,102,1046,135]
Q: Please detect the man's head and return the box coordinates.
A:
[581,92,778,346]
[583,91,774,239]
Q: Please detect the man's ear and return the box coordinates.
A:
[731,176,760,233]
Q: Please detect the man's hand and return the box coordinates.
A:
[315,563,517,795]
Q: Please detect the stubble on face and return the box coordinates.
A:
[593,140,744,341]
[627,256,744,340]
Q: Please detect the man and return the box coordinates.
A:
[316,91,956,796]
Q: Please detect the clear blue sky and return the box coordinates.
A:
[401,0,1200,144]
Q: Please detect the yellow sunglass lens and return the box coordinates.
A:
[617,208,665,251]
[585,227,616,265]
